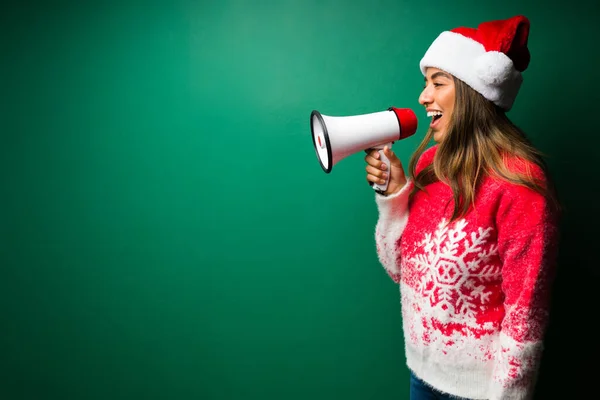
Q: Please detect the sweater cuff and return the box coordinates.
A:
[489,333,544,400]
[375,181,412,218]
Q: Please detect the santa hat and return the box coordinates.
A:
[419,15,531,111]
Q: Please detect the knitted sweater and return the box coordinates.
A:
[374,145,559,400]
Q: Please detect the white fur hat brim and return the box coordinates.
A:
[419,31,523,111]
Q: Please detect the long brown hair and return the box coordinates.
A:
[408,76,558,222]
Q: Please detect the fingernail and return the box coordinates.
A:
[381,163,387,170]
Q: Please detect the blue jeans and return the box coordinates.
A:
[410,371,473,400]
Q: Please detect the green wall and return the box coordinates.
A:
[2,1,599,399]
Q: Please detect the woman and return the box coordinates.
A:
[365,15,560,400]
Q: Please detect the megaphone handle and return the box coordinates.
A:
[371,142,392,194]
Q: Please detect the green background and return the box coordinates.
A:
[2,1,599,399]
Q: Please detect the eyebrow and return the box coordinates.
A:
[424,71,452,81]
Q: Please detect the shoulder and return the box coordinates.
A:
[493,156,551,200]
[502,155,548,183]
[489,157,558,222]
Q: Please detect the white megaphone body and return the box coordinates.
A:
[310,107,418,193]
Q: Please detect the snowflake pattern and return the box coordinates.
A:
[407,218,500,321]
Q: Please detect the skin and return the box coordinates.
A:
[364,67,456,196]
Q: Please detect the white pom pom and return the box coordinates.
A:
[475,51,514,86]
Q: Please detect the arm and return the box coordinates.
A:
[490,184,560,400]
[374,181,413,283]
[370,145,437,283]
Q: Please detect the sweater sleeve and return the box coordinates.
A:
[489,183,560,400]
[374,181,413,283]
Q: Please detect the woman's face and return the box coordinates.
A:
[419,67,456,143]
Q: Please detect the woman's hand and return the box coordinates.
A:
[364,146,407,196]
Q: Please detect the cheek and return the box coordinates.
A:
[443,88,456,109]
[441,94,453,108]
[444,105,454,120]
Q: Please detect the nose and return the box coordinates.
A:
[419,84,433,107]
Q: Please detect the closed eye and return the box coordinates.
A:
[423,82,444,89]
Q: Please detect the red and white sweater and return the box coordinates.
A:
[375,145,559,400]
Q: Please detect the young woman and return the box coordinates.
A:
[364,15,560,400]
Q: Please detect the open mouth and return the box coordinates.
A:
[427,111,443,127]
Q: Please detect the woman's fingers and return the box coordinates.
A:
[366,165,387,184]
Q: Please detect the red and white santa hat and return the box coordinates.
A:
[419,15,531,111]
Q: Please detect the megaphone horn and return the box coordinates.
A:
[310,107,418,193]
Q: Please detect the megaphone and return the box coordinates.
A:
[310,107,418,193]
